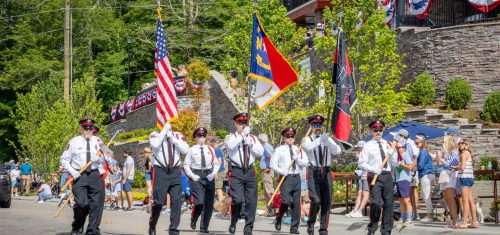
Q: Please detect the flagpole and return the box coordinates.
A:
[321,15,343,176]
[156,0,162,20]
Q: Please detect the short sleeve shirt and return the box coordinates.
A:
[395,152,413,182]
[123,156,135,180]
[20,163,32,175]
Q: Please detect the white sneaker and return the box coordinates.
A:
[314,221,320,228]
[350,211,363,218]
[420,217,432,222]
[345,211,354,217]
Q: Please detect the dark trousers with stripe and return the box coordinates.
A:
[367,171,394,235]
[189,169,215,231]
[149,167,182,235]
[229,166,257,233]
[72,170,104,235]
[307,167,332,235]
[277,174,301,231]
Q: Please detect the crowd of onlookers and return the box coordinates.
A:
[345,127,481,229]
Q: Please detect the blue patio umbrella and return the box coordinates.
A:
[362,121,447,142]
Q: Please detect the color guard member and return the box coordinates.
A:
[184,127,220,233]
[302,114,341,235]
[148,124,189,235]
[224,113,264,235]
[270,128,308,234]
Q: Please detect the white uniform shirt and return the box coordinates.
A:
[60,135,104,177]
[183,144,221,179]
[358,139,398,173]
[149,128,189,168]
[270,144,308,176]
[224,132,264,167]
[302,134,341,167]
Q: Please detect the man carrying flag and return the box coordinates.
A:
[147,8,189,235]
[330,31,357,149]
[249,12,298,110]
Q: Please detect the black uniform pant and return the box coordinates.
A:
[229,166,257,233]
[72,170,104,235]
[367,171,394,235]
[307,167,332,234]
[149,167,182,235]
[189,169,215,231]
[277,174,301,231]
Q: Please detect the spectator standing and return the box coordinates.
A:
[395,141,417,226]
[10,164,20,197]
[454,139,478,229]
[415,135,435,222]
[7,159,16,170]
[346,141,369,218]
[20,158,33,195]
[144,147,153,213]
[396,129,420,221]
[121,150,135,211]
[258,133,275,217]
[112,163,123,210]
[35,178,52,203]
[209,137,226,203]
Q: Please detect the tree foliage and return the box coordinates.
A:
[316,0,409,139]
[13,75,105,175]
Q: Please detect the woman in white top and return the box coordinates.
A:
[453,139,478,229]
[10,164,20,197]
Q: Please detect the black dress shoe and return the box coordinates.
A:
[200,228,209,233]
[275,217,282,231]
[70,230,78,235]
[190,219,196,230]
[290,227,300,234]
[148,228,156,235]
[228,224,236,234]
[307,224,314,235]
[78,227,84,234]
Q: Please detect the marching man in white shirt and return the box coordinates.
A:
[224,112,264,235]
[302,114,341,235]
[60,118,106,235]
[184,127,220,234]
[270,128,308,234]
[358,120,398,235]
[147,123,189,235]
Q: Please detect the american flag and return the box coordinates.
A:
[154,18,178,128]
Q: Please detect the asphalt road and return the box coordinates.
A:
[1,199,499,235]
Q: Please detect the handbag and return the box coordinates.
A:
[438,171,450,184]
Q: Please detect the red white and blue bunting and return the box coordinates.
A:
[409,0,432,20]
[378,0,396,28]
[468,0,500,13]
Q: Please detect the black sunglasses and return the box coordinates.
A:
[82,126,94,130]
[372,129,383,133]
[195,134,207,138]
[284,135,295,139]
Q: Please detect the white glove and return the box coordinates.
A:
[242,126,251,136]
[70,169,81,180]
[244,137,253,147]
[373,167,382,175]
[320,133,329,145]
[206,173,216,181]
[191,175,200,182]
[281,169,289,176]
[164,123,172,131]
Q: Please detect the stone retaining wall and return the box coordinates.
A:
[396,22,500,108]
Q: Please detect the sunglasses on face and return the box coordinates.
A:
[312,123,323,128]
[284,135,295,139]
[237,121,248,125]
[459,142,465,145]
[372,129,383,133]
[196,134,207,138]
[82,127,94,131]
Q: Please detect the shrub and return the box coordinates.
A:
[475,156,498,180]
[132,170,146,188]
[170,109,199,144]
[481,91,500,123]
[132,192,148,201]
[215,129,229,139]
[409,72,435,106]
[115,127,159,142]
[445,77,473,110]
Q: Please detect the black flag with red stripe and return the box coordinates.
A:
[331,31,357,149]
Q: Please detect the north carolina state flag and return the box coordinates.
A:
[331,31,357,149]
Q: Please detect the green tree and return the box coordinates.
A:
[13,75,105,175]
[317,0,409,138]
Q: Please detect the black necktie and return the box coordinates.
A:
[377,141,386,170]
[318,142,324,167]
[86,140,91,172]
[289,145,296,171]
[200,146,206,169]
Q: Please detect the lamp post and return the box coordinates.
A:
[127,35,132,100]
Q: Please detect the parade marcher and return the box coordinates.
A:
[184,127,220,233]
[224,113,264,235]
[148,123,189,235]
[60,118,108,235]
[258,133,275,217]
[302,114,341,235]
[358,120,398,235]
[270,128,308,234]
